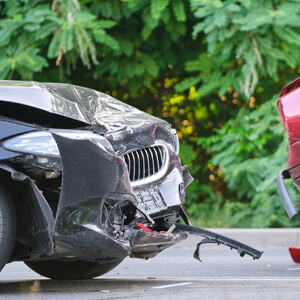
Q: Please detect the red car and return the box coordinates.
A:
[277,77,300,219]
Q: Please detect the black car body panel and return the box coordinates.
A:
[0,80,170,131]
[0,80,262,279]
[0,80,189,263]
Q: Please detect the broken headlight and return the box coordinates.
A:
[2,131,62,171]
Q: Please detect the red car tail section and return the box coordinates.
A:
[276,77,300,218]
[278,77,300,176]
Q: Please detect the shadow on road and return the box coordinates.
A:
[0,278,191,295]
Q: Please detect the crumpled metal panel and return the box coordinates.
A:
[0,80,171,134]
[51,129,133,209]
[45,82,171,132]
[0,81,90,124]
[51,130,132,261]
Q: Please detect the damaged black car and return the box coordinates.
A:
[0,80,262,280]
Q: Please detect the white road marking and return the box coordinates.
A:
[187,278,300,281]
[152,282,192,289]
[287,267,300,271]
[105,276,300,282]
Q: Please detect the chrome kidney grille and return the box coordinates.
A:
[123,145,168,184]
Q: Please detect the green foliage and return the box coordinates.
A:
[0,1,53,79]
[197,97,300,227]
[0,0,119,79]
[177,0,300,100]
[179,144,230,228]
[93,0,192,95]
[0,0,194,93]
[1,0,300,228]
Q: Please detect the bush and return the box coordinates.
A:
[197,97,300,228]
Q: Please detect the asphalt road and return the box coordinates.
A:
[1,241,300,300]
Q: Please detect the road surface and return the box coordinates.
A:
[1,241,300,299]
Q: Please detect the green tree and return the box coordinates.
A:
[180,0,300,100]
[176,0,300,227]
[197,98,300,228]
[0,0,118,80]
[1,0,300,227]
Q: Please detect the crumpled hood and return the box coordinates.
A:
[0,80,171,133]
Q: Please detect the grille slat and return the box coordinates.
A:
[123,145,166,183]
[153,147,159,173]
[136,151,140,181]
[149,147,155,175]
[143,148,150,177]
[158,147,163,166]
[140,149,146,179]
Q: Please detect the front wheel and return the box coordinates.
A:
[25,259,123,280]
[0,182,16,272]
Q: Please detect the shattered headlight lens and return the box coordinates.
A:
[3,131,61,170]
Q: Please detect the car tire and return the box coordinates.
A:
[0,182,16,272]
[25,259,123,280]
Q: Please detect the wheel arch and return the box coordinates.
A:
[0,166,55,261]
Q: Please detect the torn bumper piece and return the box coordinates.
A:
[125,228,188,259]
[167,223,263,261]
